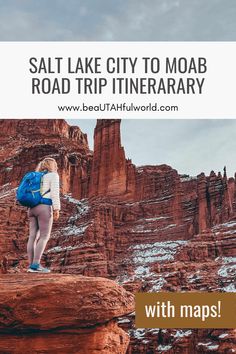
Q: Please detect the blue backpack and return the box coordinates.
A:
[16,171,52,208]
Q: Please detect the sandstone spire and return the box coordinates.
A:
[89,119,128,197]
[197,172,209,233]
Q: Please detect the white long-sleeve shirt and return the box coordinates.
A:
[41,172,61,210]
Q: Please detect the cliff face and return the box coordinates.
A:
[0,119,235,354]
[0,119,92,198]
[197,170,233,233]
[0,119,88,144]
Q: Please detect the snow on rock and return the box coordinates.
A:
[64,194,83,205]
[116,266,167,292]
[61,222,90,237]
[0,190,14,199]
[212,221,236,230]
[131,216,170,224]
[130,328,146,340]
[141,195,173,204]
[131,241,187,287]
[64,195,90,217]
[180,176,197,182]
[116,240,187,291]
[131,240,187,265]
[216,256,236,264]
[117,318,131,324]
[142,340,150,344]
[129,328,162,343]
[217,263,236,278]
[149,277,167,292]
[134,265,151,276]
[216,256,236,292]
[131,223,177,233]
[46,245,80,254]
[197,342,219,351]
[0,185,16,199]
[58,196,91,237]
[173,330,192,338]
[222,284,236,292]
[157,344,172,352]
[187,271,202,284]
[218,333,229,339]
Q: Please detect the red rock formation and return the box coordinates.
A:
[0,274,134,331]
[0,119,88,144]
[196,169,234,233]
[228,177,235,213]
[197,172,209,232]
[0,322,129,354]
[89,119,135,199]
[0,274,134,353]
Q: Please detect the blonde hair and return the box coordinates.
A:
[36,157,58,172]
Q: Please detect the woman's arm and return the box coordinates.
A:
[53,209,60,221]
[50,172,61,215]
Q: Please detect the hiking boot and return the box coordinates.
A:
[27,264,51,273]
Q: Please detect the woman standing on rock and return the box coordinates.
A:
[27,157,60,273]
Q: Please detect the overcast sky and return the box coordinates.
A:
[67,119,236,178]
[0,0,236,41]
